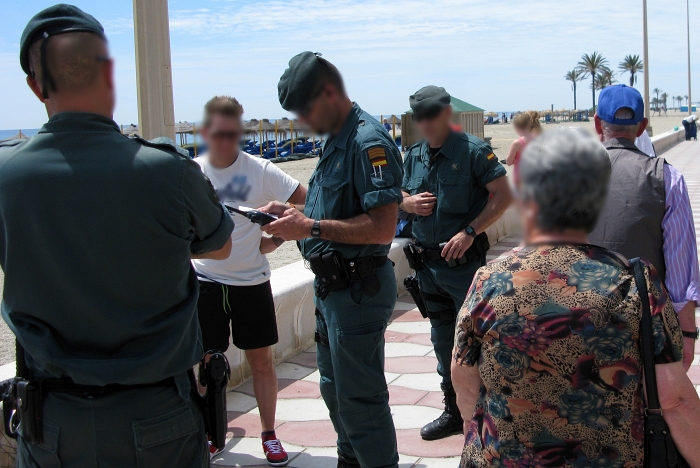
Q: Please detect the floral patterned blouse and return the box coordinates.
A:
[454,244,683,468]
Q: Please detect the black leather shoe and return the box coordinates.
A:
[337,450,361,468]
[420,387,464,440]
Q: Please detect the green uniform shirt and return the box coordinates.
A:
[0,112,233,385]
[300,103,403,259]
[402,131,505,248]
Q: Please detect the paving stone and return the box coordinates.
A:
[278,379,322,399]
[286,351,318,368]
[288,447,419,468]
[417,391,446,410]
[385,329,413,343]
[395,300,416,310]
[385,371,401,385]
[385,356,438,374]
[237,378,317,397]
[392,309,426,323]
[251,398,328,421]
[302,369,320,384]
[391,373,443,392]
[396,429,463,458]
[391,404,443,430]
[226,391,258,413]
[403,333,433,346]
[227,411,269,438]
[276,420,337,447]
[212,437,305,466]
[687,365,700,385]
[385,342,434,358]
[412,456,463,467]
[387,321,432,335]
[388,385,429,406]
[275,362,316,380]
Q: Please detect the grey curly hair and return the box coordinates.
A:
[519,127,612,233]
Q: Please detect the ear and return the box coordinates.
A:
[26,75,46,103]
[636,118,649,137]
[103,58,115,91]
[593,114,603,135]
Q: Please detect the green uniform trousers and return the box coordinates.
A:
[417,257,484,389]
[315,262,399,468]
[18,380,208,468]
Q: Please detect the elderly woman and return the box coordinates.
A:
[451,128,700,467]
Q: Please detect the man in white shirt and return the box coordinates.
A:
[193,96,307,465]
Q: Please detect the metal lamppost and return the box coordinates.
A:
[643,0,652,135]
[686,0,693,116]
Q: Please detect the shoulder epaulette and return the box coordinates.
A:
[0,139,26,149]
[131,135,190,158]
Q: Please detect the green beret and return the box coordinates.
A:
[409,86,451,118]
[278,51,323,112]
[20,4,105,75]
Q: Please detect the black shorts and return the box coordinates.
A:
[197,280,278,352]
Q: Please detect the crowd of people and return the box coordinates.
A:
[1,4,700,468]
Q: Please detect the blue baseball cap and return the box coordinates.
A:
[597,84,645,125]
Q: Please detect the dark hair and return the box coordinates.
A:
[28,32,106,94]
[313,57,346,97]
[203,96,244,127]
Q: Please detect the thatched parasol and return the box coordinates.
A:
[485,112,498,117]
[175,121,194,134]
[0,131,29,143]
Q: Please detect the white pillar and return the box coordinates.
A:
[132,0,176,141]
[642,0,652,135]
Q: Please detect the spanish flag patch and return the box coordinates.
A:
[486,152,496,161]
[368,146,388,167]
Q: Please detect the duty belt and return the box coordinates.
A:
[42,376,177,396]
[307,252,388,300]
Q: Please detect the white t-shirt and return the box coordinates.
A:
[192,151,299,286]
[635,130,656,158]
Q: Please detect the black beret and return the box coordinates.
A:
[409,86,451,117]
[278,51,323,112]
[20,4,105,75]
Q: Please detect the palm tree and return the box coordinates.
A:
[619,54,644,87]
[653,88,662,103]
[651,98,660,115]
[660,92,669,113]
[595,69,616,90]
[565,69,585,109]
[577,52,610,111]
[685,95,689,106]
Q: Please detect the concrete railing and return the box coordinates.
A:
[652,128,686,155]
[226,206,519,386]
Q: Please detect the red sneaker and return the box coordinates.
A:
[262,435,289,466]
[209,440,224,459]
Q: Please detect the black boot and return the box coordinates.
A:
[419,386,463,440]
[337,450,361,468]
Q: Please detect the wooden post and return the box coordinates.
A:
[259,120,263,158]
[275,121,279,158]
[290,120,294,155]
[392,116,396,141]
[193,123,198,157]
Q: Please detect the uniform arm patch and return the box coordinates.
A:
[486,152,496,161]
[367,146,389,179]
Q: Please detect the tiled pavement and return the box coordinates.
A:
[214,141,700,467]
[213,238,520,468]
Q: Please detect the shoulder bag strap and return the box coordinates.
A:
[630,257,661,411]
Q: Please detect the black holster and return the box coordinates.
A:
[402,243,424,272]
[404,276,428,318]
[2,340,42,444]
[308,252,387,300]
[192,351,230,451]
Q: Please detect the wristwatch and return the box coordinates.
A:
[311,220,322,238]
[682,328,699,340]
[465,226,477,239]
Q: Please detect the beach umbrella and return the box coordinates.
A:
[485,112,498,117]
[174,121,194,134]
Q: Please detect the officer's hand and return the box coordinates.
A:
[261,208,314,241]
[441,231,473,261]
[403,192,436,216]
[258,201,291,217]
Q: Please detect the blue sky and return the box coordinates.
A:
[1,0,698,130]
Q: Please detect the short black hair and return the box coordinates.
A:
[313,57,346,97]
